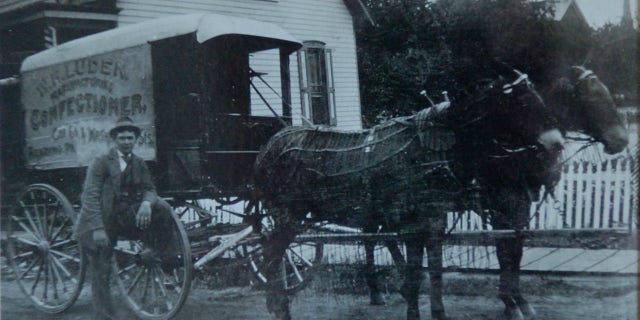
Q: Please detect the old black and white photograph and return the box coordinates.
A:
[0,0,637,319]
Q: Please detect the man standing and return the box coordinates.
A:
[74,116,175,319]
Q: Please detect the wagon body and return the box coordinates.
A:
[2,14,319,320]
[12,13,301,202]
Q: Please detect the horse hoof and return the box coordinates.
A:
[407,309,420,320]
[518,303,537,319]
[369,293,386,305]
[399,285,408,300]
[431,310,450,320]
[504,306,525,320]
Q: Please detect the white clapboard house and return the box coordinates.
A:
[0,0,370,130]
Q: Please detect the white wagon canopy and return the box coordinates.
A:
[20,13,301,177]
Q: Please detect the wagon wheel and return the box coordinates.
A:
[6,183,85,313]
[239,207,323,293]
[113,209,192,320]
[241,238,323,293]
[172,199,215,232]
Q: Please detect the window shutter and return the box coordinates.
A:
[325,49,337,126]
[297,49,312,124]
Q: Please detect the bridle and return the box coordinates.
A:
[562,66,600,148]
[491,70,547,157]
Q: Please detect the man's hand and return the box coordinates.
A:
[92,229,110,248]
[136,201,152,229]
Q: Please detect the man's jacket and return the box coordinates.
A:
[73,148,158,243]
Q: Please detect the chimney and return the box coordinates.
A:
[621,0,633,29]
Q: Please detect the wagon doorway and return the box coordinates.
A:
[151,32,300,196]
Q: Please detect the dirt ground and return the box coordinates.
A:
[1,269,638,320]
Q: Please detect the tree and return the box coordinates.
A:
[590,23,638,104]
[354,0,594,125]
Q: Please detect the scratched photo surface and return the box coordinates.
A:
[1,1,637,320]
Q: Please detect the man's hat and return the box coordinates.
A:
[109,116,141,137]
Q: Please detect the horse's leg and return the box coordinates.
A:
[507,213,536,319]
[364,240,386,305]
[507,235,536,319]
[504,199,537,320]
[385,240,406,267]
[400,235,424,320]
[262,211,297,320]
[425,228,448,320]
[496,236,525,320]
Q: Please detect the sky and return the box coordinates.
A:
[575,0,638,29]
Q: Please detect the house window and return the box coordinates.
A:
[298,41,336,125]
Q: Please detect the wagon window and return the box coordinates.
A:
[298,41,336,126]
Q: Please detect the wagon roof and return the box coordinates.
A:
[21,13,302,72]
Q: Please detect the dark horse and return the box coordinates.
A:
[361,66,630,320]
[253,69,564,320]
[487,65,629,320]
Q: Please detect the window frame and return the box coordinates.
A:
[297,40,336,126]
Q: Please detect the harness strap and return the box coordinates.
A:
[577,69,596,81]
[502,72,530,94]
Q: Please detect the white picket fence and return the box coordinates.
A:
[448,155,638,233]
[322,150,639,269]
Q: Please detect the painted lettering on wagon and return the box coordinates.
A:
[27,143,76,161]
[35,57,127,98]
[29,93,148,131]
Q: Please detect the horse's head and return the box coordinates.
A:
[561,66,629,154]
[471,69,564,155]
[546,66,629,154]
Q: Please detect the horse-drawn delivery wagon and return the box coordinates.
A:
[2,13,322,320]
[3,10,630,320]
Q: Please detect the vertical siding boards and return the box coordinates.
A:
[116,0,363,130]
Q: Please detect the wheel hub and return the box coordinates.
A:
[35,240,50,255]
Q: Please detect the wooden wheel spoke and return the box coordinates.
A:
[176,207,189,218]
[172,269,183,294]
[49,249,81,264]
[48,253,74,280]
[49,219,70,245]
[288,246,314,267]
[117,262,139,275]
[18,256,42,280]
[15,250,35,259]
[11,235,39,247]
[126,267,146,295]
[50,257,71,297]
[30,259,44,295]
[47,259,61,301]
[285,251,304,283]
[11,216,41,241]
[49,239,73,249]
[150,268,160,314]
[153,266,173,307]
[16,203,44,239]
[140,269,151,306]
[43,260,51,301]
[28,192,47,238]
[46,202,62,238]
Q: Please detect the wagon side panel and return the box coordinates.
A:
[21,44,157,170]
